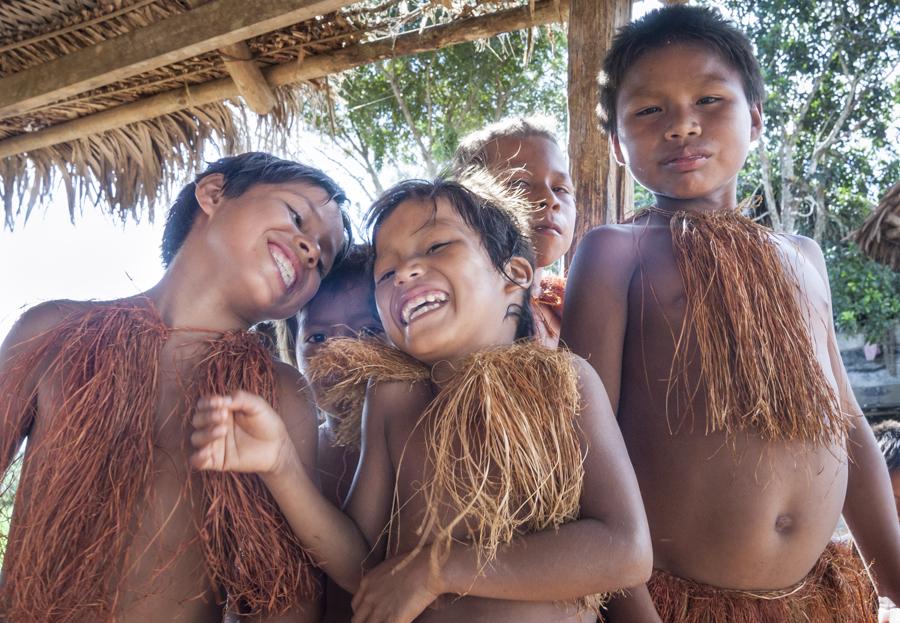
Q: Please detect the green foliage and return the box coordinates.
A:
[312,27,568,192]
[827,243,900,343]
[711,0,900,243]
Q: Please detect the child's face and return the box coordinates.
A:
[891,470,900,521]
[296,276,384,369]
[198,179,346,324]
[611,43,762,207]
[373,197,531,365]
[483,136,576,268]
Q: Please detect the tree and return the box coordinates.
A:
[307,27,569,202]
[713,0,900,244]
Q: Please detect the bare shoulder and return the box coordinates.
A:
[573,224,644,270]
[364,378,432,430]
[272,360,317,417]
[565,352,613,412]
[1,299,89,355]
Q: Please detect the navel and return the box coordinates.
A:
[774,514,795,533]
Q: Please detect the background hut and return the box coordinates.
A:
[0,0,632,236]
[853,182,900,273]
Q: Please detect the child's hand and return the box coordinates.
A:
[351,548,443,623]
[190,391,293,476]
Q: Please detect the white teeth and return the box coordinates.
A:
[270,246,296,289]
[401,292,448,324]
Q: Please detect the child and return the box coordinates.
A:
[290,243,384,507]
[0,152,351,622]
[190,175,652,622]
[561,6,898,621]
[874,420,900,521]
[452,117,575,346]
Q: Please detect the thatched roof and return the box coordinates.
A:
[853,181,900,272]
[0,0,567,227]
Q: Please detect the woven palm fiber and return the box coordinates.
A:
[309,338,606,613]
[650,207,846,445]
[648,540,877,623]
[0,299,317,622]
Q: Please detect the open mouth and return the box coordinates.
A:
[269,243,297,289]
[401,291,449,325]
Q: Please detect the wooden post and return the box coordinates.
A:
[219,42,277,115]
[566,0,632,264]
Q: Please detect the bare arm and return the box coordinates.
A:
[0,301,74,472]
[560,227,664,623]
[799,237,900,604]
[350,357,652,622]
[190,366,370,594]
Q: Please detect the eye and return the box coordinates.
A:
[376,270,395,284]
[636,106,661,116]
[509,179,530,190]
[304,333,327,345]
[697,96,721,105]
[287,204,302,228]
[426,242,450,254]
[360,326,384,338]
[554,186,572,195]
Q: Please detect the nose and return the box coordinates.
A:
[533,182,561,213]
[665,106,701,140]
[295,233,321,269]
[394,259,423,285]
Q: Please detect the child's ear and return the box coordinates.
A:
[504,256,534,294]
[195,173,226,216]
[750,103,764,142]
[611,133,626,167]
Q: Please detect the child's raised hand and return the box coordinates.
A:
[190,390,293,476]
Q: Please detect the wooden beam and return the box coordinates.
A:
[0,0,354,120]
[0,0,569,159]
[565,0,632,264]
[220,42,276,115]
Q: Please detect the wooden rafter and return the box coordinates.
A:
[219,42,277,115]
[0,0,354,120]
[0,0,569,159]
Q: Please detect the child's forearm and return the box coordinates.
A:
[261,449,369,593]
[438,518,651,601]
[844,414,900,603]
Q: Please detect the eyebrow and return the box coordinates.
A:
[630,72,735,96]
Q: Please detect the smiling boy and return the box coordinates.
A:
[0,152,350,622]
[561,6,897,621]
[190,175,651,623]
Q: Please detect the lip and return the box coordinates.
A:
[394,285,450,327]
[662,150,711,172]
[267,240,301,292]
[532,220,563,236]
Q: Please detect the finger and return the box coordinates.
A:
[189,447,216,470]
[196,395,232,410]
[351,591,373,623]
[190,424,227,449]
[191,406,227,429]
[227,390,273,416]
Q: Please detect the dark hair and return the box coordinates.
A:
[597,5,765,134]
[450,116,561,175]
[366,175,536,340]
[874,420,900,473]
[160,151,352,267]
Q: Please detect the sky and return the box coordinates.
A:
[0,0,666,341]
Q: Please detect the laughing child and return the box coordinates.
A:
[452,117,575,346]
[0,152,351,622]
[561,5,898,621]
[190,175,651,623]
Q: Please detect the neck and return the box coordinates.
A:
[531,267,545,297]
[654,188,739,215]
[145,256,252,333]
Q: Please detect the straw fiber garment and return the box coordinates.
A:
[0,299,317,622]
[310,338,606,613]
[648,541,877,623]
[649,207,847,445]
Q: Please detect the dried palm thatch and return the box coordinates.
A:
[852,181,900,272]
[0,0,561,228]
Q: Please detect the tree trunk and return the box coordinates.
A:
[565,0,632,267]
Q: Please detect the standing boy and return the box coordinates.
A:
[0,152,350,622]
[561,6,900,621]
